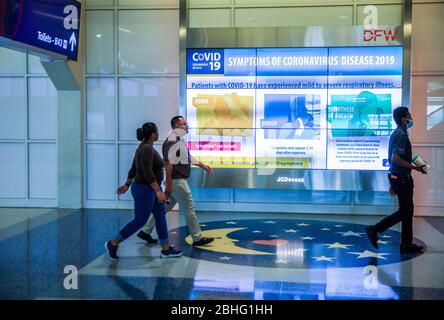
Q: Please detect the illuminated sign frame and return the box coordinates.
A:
[186,46,403,172]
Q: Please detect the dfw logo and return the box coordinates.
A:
[191,50,224,72]
[362,5,399,42]
[364,29,398,42]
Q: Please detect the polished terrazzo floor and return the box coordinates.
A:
[1,208,444,300]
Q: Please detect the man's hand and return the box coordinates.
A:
[164,185,173,198]
[388,186,395,197]
[415,164,428,174]
[117,184,129,195]
[156,191,166,203]
[201,163,212,174]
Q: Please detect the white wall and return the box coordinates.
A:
[84,0,180,208]
[410,1,444,215]
[0,50,57,207]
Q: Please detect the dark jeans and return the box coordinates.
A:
[375,174,414,245]
[117,181,168,244]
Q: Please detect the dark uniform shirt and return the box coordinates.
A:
[388,126,412,175]
[128,142,164,184]
[162,136,191,179]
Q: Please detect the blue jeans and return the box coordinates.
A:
[142,178,202,242]
[116,181,168,245]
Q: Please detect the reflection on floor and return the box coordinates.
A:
[0,208,443,300]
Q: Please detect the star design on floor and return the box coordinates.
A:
[175,218,421,269]
[275,259,289,264]
[335,225,343,227]
[323,242,353,249]
[312,256,335,262]
[264,221,276,224]
[347,250,390,260]
[225,221,237,225]
[337,231,364,237]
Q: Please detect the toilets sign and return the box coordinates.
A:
[0,0,81,61]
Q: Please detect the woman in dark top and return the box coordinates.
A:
[105,122,182,259]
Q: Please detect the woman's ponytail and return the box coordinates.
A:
[136,122,158,141]
[136,128,144,141]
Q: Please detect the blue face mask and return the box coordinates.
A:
[406,119,414,128]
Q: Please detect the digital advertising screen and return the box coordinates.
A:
[186,46,403,173]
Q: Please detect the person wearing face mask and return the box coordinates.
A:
[366,107,427,253]
[105,122,182,260]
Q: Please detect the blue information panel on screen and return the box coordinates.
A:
[186,46,403,171]
[0,0,81,61]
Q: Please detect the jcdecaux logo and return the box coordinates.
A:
[277,177,305,183]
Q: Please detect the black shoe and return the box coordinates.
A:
[160,247,183,258]
[137,231,158,244]
[104,241,119,260]
[365,226,379,249]
[400,243,424,253]
[192,237,214,246]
